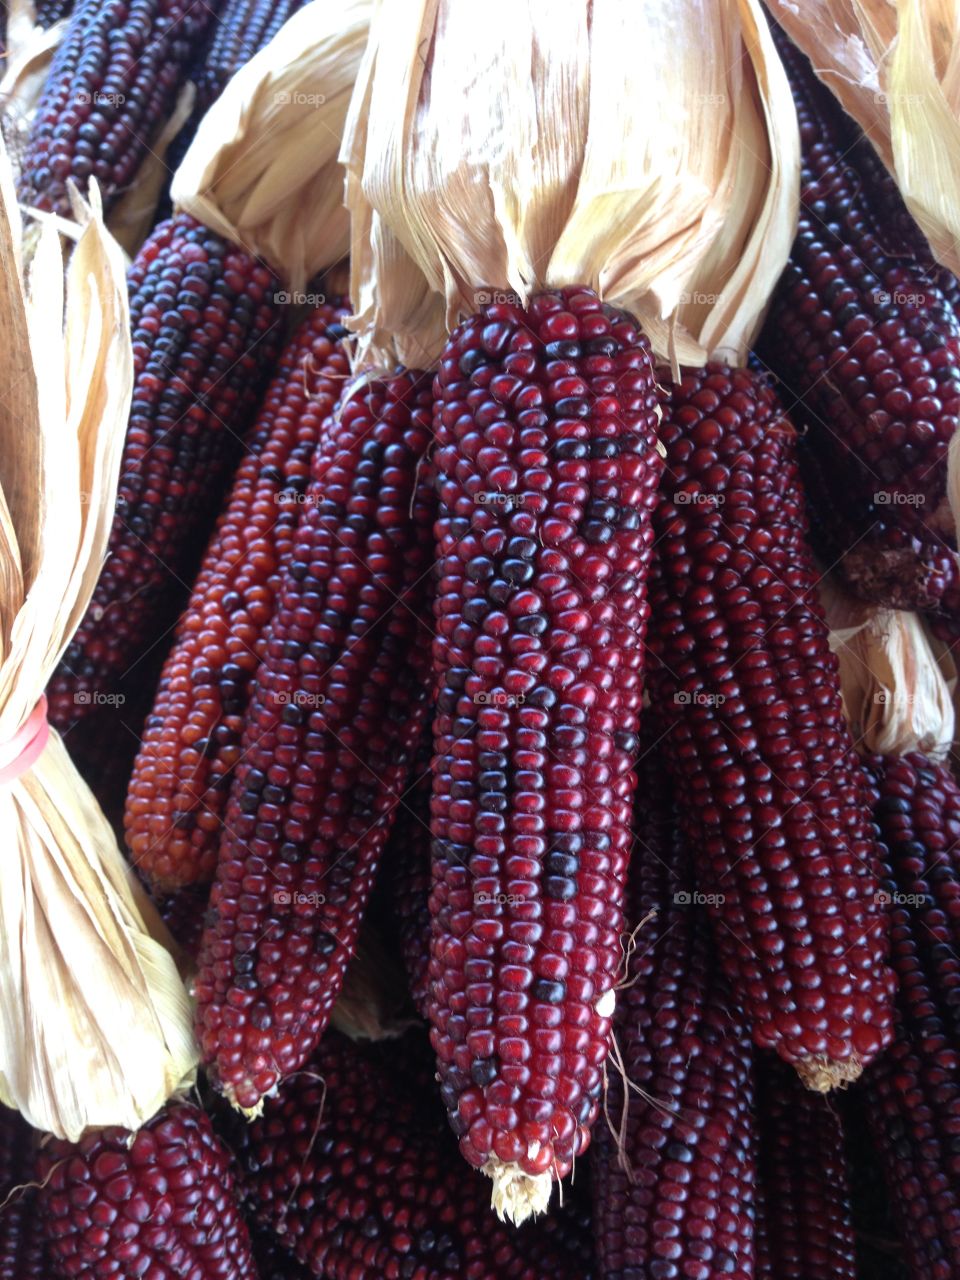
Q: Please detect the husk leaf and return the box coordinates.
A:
[0,2,67,187]
[171,0,372,290]
[768,0,960,281]
[820,575,954,760]
[0,143,197,1140]
[342,0,798,369]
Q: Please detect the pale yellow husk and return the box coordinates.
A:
[768,0,960,281]
[171,0,372,290]
[0,1,67,187]
[0,138,196,1141]
[820,575,954,760]
[342,0,799,370]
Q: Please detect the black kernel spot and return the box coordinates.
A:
[470,1056,498,1086]
[532,978,565,1004]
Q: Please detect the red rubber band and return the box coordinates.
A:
[0,695,50,786]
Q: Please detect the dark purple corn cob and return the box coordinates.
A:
[646,363,894,1088]
[156,884,210,957]
[0,1107,48,1280]
[250,1227,313,1280]
[757,27,960,616]
[193,0,310,117]
[232,1029,591,1280]
[429,287,663,1204]
[195,370,435,1113]
[386,733,433,1020]
[18,0,218,217]
[592,756,756,1280]
[38,1102,259,1279]
[48,213,282,732]
[755,1055,857,1279]
[35,0,74,23]
[860,753,960,1280]
[125,301,351,890]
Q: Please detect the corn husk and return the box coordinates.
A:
[0,137,197,1141]
[768,0,960,282]
[341,0,799,371]
[820,575,954,760]
[171,0,372,290]
[0,0,66,186]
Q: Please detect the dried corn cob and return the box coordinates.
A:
[193,0,311,117]
[157,884,210,957]
[0,1108,47,1280]
[232,1029,590,1280]
[35,0,74,24]
[386,732,432,1020]
[195,370,435,1112]
[592,755,756,1280]
[755,1055,857,1280]
[861,753,960,1280]
[47,213,282,732]
[757,28,960,614]
[19,0,217,218]
[39,1102,258,1279]
[125,301,350,890]
[250,1228,313,1280]
[429,287,662,1212]
[646,363,894,1087]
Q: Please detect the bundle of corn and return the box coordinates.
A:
[645,363,895,1087]
[755,1056,857,1279]
[0,141,195,1140]
[231,1029,592,1280]
[758,26,960,622]
[343,0,798,1219]
[591,755,756,1279]
[124,300,351,891]
[38,1102,259,1279]
[17,0,218,219]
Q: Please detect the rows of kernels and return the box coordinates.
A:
[195,372,436,1110]
[429,287,663,1181]
[125,303,350,889]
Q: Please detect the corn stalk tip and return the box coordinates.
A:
[795,1054,862,1093]
[482,1158,552,1225]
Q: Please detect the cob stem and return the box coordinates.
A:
[796,1055,862,1092]
[484,1159,553,1227]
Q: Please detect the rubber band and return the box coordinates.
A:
[0,696,50,787]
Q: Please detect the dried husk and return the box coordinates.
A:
[0,139,196,1141]
[0,0,67,187]
[171,0,372,290]
[820,575,954,761]
[341,0,799,371]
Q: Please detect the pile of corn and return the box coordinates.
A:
[2,1,960,1277]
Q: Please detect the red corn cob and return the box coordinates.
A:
[859,753,960,1280]
[645,362,894,1087]
[231,1028,591,1280]
[0,1107,47,1280]
[156,884,210,957]
[592,755,756,1280]
[386,733,433,1020]
[38,1102,258,1280]
[429,287,663,1210]
[124,301,351,890]
[48,213,282,732]
[757,27,960,616]
[195,370,435,1112]
[18,0,217,218]
[250,1228,313,1280]
[754,1055,857,1280]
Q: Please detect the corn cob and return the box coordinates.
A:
[0,1108,47,1280]
[250,1228,313,1280]
[125,301,350,890]
[592,755,756,1280]
[386,733,432,1020]
[429,287,662,1210]
[860,752,960,1280]
[47,213,282,733]
[755,1055,857,1280]
[18,0,217,218]
[757,28,960,615]
[39,1101,258,1279]
[646,362,894,1087]
[156,884,210,957]
[193,0,311,117]
[231,1028,591,1280]
[195,370,435,1112]
[35,0,74,23]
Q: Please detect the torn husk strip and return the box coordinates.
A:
[171,0,372,290]
[341,0,798,370]
[0,4,67,188]
[820,574,954,761]
[767,0,960,283]
[0,142,196,1141]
